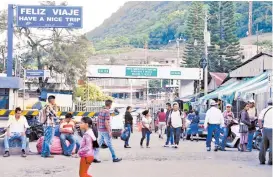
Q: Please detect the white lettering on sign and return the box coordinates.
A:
[39,17,44,21]
[18,16,37,21]
[46,17,62,22]
[52,9,79,16]
[65,17,81,22]
[20,8,46,15]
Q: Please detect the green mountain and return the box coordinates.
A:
[86,1,272,50]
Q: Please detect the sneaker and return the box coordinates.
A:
[146,146,150,148]
[140,145,144,148]
[174,145,178,149]
[207,147,211,152]
[214,147,218,152]
[268,162,272,165]
[3,151,10,157]
[93,159,101,163]
[124,145,131,148]
[164,144,169,148]
[21,150,27,158]
[260,162,265,165]
[43,155,54,158]
[113,158,122,163]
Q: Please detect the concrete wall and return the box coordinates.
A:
[179,80,195,98]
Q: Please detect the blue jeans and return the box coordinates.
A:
[173,127,182,145]
[98,132,117,160]
[4,132,27,151]
[206,124,220,148]
[41,126,54,157]
[125,124,131,146]
[60,134,76,155]
[165,127,174,145]
[221,127,229,150]
[247,132,254,151]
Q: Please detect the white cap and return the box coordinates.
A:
[226,104,232,107]
[248,99,255,103]
[210,100,217,106]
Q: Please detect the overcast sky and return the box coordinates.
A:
[0,0,128,33]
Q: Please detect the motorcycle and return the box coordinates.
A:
[218,119,242,151]
[25,115,44,142]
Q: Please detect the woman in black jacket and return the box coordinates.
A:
[124,106,133,148]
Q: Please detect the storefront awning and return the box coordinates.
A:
[199,81,241,103]
[220,72,268,103]
[237,79,272,101]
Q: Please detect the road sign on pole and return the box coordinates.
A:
[16,5,83,28]
[26,70,50,78]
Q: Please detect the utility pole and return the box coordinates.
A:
[256,24,259,54]
[248,1,253,36]
[204,9,209,95]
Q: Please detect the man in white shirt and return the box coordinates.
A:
[258,99,272,165]
[3,107,29,157]
[167,102,185,148]
[204,100,224,152]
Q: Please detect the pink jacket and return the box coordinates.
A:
[78,129,96,157]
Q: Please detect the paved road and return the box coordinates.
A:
[0,131,272,177]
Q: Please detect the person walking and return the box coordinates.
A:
[258,99,272,165]
[140,110,152,148]
[97,100,122,163]
[189,110,200,142]
[204,100,224,152]
[157,108,166,139]
[41,95,58,158]
[164,103,174,147]
[167,102,185,148]
[124,106,133,148]
[247,100,258,152]
[78,117,97,177]
[239,103,251,152]
[220,104,235,151]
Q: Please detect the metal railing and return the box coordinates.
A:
[59,101,104,112]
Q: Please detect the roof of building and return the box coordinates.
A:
[230,52,272,71]
[209,72,228,87]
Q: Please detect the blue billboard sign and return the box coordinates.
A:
[16,5,83,28]
[26,70,50,77]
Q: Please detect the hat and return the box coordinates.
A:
[248,99,255,103]
[210,100,217,106]
[226,104,232,107]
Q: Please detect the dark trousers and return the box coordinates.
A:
[173,127,182,145]
[140,128,151,147]
[259,128,272,164]
[165,126,174,145]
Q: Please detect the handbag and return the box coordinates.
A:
[93,140,99,148]
[239,123,248,133]
[121,127,130,141]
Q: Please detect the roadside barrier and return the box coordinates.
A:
[0,110,118,117]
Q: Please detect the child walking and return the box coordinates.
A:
[78,117,97,177]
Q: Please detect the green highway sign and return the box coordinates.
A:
[98,69,109,74]
[125,67,157,77]
[170,71,181,75]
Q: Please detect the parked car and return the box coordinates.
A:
[186,113,207,139]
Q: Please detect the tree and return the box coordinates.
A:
[75,83,113,101]
[221,1,241,71]
[184,2,205,68]
[208,1,221,72]
[12,1,95,91]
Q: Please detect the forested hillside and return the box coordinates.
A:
[86,1,272,50]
